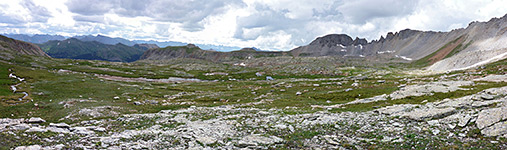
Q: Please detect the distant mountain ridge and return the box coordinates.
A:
[5,34,243,52]
[39,38,145,62]
[3,34,66,44]
[73,34,137,46]
[140,44,287,62]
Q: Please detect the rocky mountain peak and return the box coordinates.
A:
[186,44,198,49]
[352,37,368,45]
[309,34,354,47]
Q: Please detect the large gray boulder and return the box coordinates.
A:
[476,107,507,129]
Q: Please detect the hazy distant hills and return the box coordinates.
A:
[39,38,145,62]
[3,34,66,44]
[4,34,242,52]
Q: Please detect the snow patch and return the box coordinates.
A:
[377,50,395,54]
[337,44,346,48]
[395,55,413,61]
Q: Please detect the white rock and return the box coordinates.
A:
[50,123,70,128]
[481,121,507,137]
[27,117,45,123]
[476,107,507,129]
[14,145,42,150]
[11,124,31,130]
[25,127,47,132]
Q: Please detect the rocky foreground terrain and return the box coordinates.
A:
[1,68,506,149]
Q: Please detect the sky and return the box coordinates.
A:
[1,0,507,51]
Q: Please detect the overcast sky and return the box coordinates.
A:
[1,0,506,50]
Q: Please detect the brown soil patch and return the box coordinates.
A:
[428,36,465,64]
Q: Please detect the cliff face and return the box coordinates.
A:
[140,44,287,62]
[0,35,49,57]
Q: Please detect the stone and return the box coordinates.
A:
[401,107,456,121]
[237,134,283,147]
[50,123,70,128]
[377,80,386,83]
[113,96,120,100]
[351,82,359,87]
[375,104,417,116]
[458,114,472,127]
[11,123,31,130]
[266,76,274,81]
[46,127,69,133]
[196,136,217,145]
[481,121,507,137]
[14,145,42,150]
[296,92,302,95]
[134,101,143,105]
[25,127,47,132]
[93,127,106,132]
[481,94,495,100]
[72,127,94,135]
[27,117,45,123]
[472,100,503,108]
[432,129,440,135]
[476,107,507,129]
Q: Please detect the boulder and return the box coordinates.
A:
[11,123,31,130]
[237,134,283,147]
[481,121,507,137]
[25,127,47,132]
[401,107,456,121]
[27,117,45,123]
[50,123,70,128]
[14,145,42,150]
[476,107,507,129]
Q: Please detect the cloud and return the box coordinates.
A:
[66,0,243,31]
[1,0,507,51]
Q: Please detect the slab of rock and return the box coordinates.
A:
[481,121,507,137]
[472,100,503,108]
[11,123,31,130]
[458,114,472,127]
[46,127,69,133]
[25,126,47,132]
[50,123,70,128]
[196,136,217,145]
[401,107,456,121]
[375,104,417,116]
[14,145,42,150]
[237,134,283,147]
[27,117,45,123]
[71,127,94,135]
[476,107,507,129]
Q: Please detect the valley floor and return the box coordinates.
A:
[0,56,506,149]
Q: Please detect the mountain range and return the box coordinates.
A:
[3,34,242,52]
[2,14,507,72]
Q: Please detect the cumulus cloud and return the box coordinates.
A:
[1,0,507,51]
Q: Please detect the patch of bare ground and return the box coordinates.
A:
[428,36,465,64]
